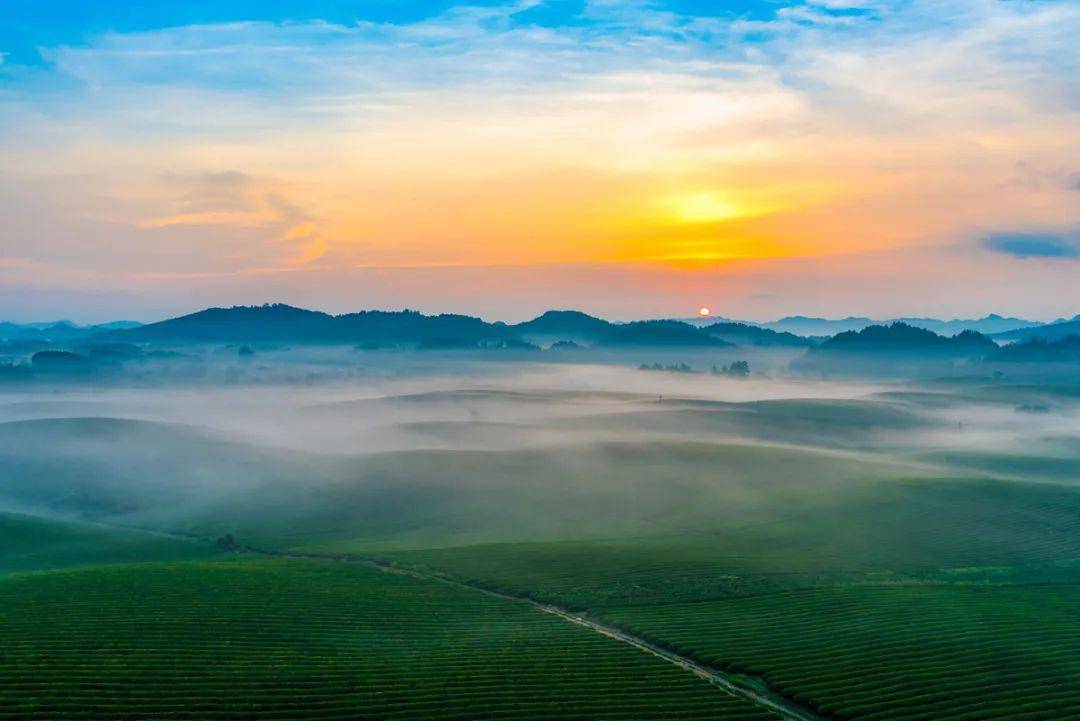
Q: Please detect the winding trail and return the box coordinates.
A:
[248,547,825,721]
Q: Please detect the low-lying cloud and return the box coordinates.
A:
[982,232,1079,259]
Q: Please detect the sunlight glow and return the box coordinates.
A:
[669,192,741,224]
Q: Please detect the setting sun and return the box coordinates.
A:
[669,192,740,224]
[699,306,711,317]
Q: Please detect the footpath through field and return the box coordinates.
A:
[248,546,824,721]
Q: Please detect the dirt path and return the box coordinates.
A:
[250,547,825,721]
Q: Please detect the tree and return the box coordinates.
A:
[726,360,750,377]
[215,533,239,551]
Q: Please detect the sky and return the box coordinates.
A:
[1,0,1078,323]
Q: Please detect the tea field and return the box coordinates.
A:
[596,585,1080,721]
[0,558,780,721]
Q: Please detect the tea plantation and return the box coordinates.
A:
[0,558,779,721]
[596,585,1080,721]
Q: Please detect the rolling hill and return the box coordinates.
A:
[993,315,1080,342]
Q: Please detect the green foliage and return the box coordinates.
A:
[596,585,1080,721]
[0,559,776,721]
[0,511,218,573]
[386,477,1080,607]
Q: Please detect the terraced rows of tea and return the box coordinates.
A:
[0,558,779,721]
[0,511,219,573]
[388,477,1080,607]
[597,585,1080,721]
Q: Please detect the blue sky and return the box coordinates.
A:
[0,0,847,67]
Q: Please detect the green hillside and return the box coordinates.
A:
[0,511,218,573]
[386,476,1080,607]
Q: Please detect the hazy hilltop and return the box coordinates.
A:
[511,310,612,340]
[792,322,1000,376]
[702,321,815,347]
[3,304,1078,387]
[514,312,808,347]
[111,304,510,345]
[2,306,1070,350]
[0,320,142,342]
[107,304,741,349]
[762,314,1041,337]
[986,335,1080,363]
[810,323,996,354]
[595,320,732,347]
[993,315,1080,342]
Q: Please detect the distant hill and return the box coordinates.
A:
[596,320,733,347]
[986,335,1080,363]
[673,315,743,328]
[891,314,1042,336]
[763,314,1041,337]
[703,321,814,347]
[793,323,997,376]
[17,303,1067,352]
[809,323,996,354]
[111,304,514,346]
[512,310,612,340]
[0,320,142,342]
[515,312,745,347]
[761,316,875,336]
[112,305,747,349]
[993,316,1080,343]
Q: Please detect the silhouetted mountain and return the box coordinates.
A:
[793,323,997,376]
[597,320,733,347]
[703,321,814,347]
[515,312,745,347]
[79,303,1074,354]
[92,321,144,331]
[113,305,753,348]
[892,314,1041,336]
[993,316,1080,343]
[761,316,875,336]
[112,304,332,341]
[812,323,996,354]
[675,315,742,328]
[512,310,611,339]
[0,320,142,342]
[111,304,515,345]
[986,335,1080,363]
[763,314,1041,337]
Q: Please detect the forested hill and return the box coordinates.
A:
[107,304,733,347]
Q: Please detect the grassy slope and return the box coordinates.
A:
[0,558,776,721]
[0,511,219,573]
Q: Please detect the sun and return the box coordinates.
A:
[698,306,712,317]
[669,192,739,223]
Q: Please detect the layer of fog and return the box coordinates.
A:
[2,355,1077,463]
[0,360,895,454]
[1,350,1078,557]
